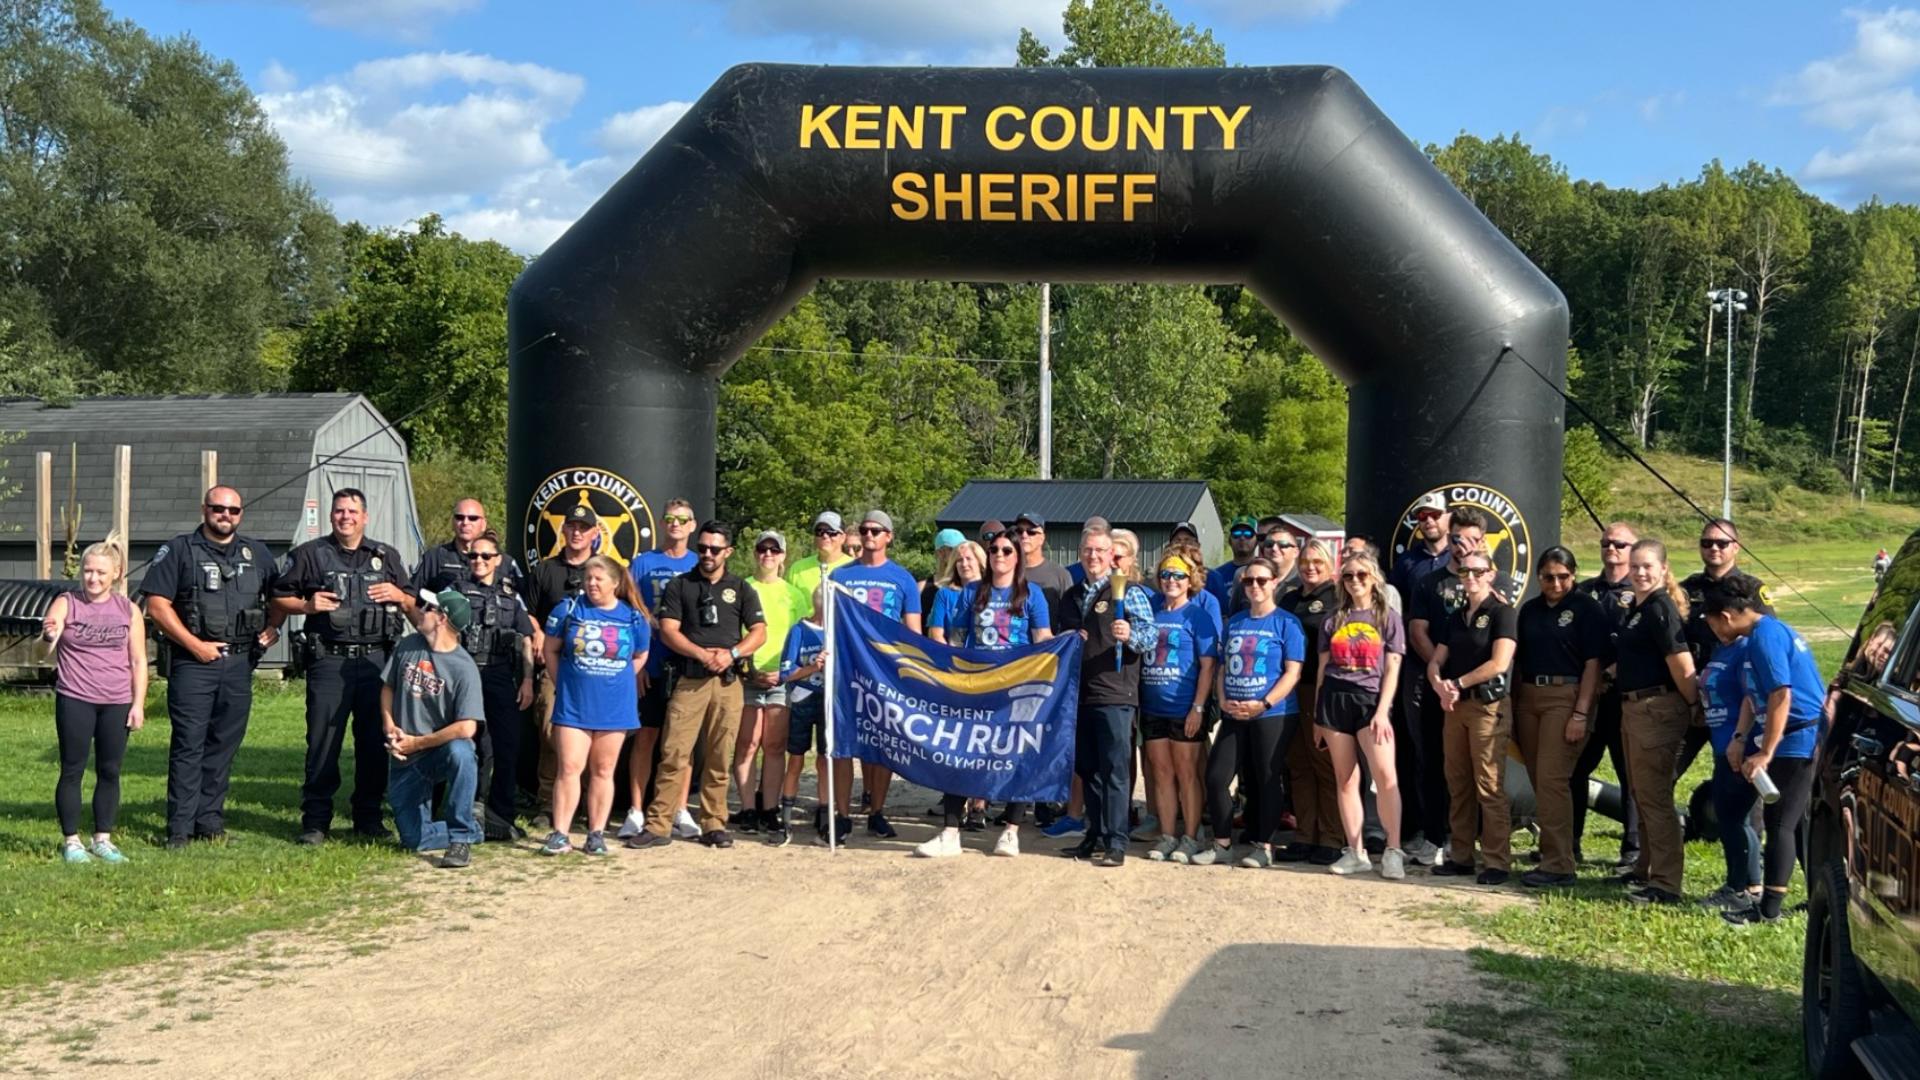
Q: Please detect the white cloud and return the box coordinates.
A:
[261,51,668,253]
[1637,90,1684,123]
[275,0,483,39]
[707,0,1061,56]
[1777,7,1920,200]
[1533,105,1588,140]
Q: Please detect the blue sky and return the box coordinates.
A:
[115,1,1913,252]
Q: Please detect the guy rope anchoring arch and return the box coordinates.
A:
[507,65,1569,588]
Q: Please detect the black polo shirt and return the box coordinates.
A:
[1615,591,1689,694]
[1515,591,1608,681]
[1280,580,1338,687]
[1439,596,1517,680]
[526,554,592,625]
[413,540,524,593]
[1680,568,1772,667]
[1411,564,1519,630]
[658,569,765,656]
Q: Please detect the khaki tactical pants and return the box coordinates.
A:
[1286,692,1341,848]
[1444,696,1511,871]
[645,675,745,837]
[1512,683,1589,875]
[1622,689,1692,895]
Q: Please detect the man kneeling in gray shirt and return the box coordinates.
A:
[383,588,487,868]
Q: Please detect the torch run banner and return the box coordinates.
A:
[831,593,1081,804]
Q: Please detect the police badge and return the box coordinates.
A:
[1308,600,1324,614]
[1474,614,1489,629]
[1557,609,1574,627]
[722,588,737,603]
[1094,601,1110,614]
[241,546,252,562]
[372,556,383,571]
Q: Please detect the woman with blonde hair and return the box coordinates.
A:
[1279,540,1343,865]
[1612,538,1699,905]
[41,538,146,863]
[1316,552,1406,877]
[540,554,649,856]
[1111,529,1142,589]
[1141,549,1219,861]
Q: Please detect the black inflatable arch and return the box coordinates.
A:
[508,64,1568,583]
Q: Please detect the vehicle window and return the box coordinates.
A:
[1868,530,1920,690]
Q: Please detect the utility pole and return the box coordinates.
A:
[1038,282,1053,480]
[1708,288,1748,521]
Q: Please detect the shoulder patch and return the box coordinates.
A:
[153,543,170,565]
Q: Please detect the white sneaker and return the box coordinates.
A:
[1168,836,1203,865]
[992,826,1020,858]
[1130,812,1161,841]
[914,828,963,858]
[1191,843,1236,866]
[1381,848,1407,880]
[1404,837,1445,867]
[671,808,701,840]
[1148,835,1180,861]
[1330,847,1373,875]
[616,808,646,840]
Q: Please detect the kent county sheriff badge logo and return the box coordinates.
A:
[1558,609,1574,627]
[525,467,655,569]
[1390,482,1534,591]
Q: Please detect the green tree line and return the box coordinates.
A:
[2,0,1905,550]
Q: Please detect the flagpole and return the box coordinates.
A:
[822,581,838,854]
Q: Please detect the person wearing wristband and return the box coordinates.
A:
[1140,552,1220,863]
[1512,547,1606,887]
[1194,557,1305,868]
[1613,538,1699,905]
[1425,552,1518,885]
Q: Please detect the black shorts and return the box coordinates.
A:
[1140,712,1207,743]
[638,673,673,729]
[1315,682,1381,737]
[786,697,826,756]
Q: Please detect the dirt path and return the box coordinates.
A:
[0,823,1501,1079]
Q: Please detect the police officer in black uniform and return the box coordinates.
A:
[451,529,536,841]
[272,488,415,845]
[141,486,284,848]
[1677,517,1771,777]
[1572,521,1642,871]
[413,498,525,593]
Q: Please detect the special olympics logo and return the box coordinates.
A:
[524,466,655,569]
[874,641,1059,696]
[1389,481,1533,590]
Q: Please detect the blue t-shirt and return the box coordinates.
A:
[1222,608,1307,717]
[544,597,650,731]
[631,549,696,675]
[927,585,966,643]
[1741,615,1825,759]
[1204,563,1241,614]
[780,619,827,706]
[832,559,922,624]
[1700,636,1748,755]
[1143,595,1223,718]
[934,582,1051,650]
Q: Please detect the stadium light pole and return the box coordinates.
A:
[1708,288,1749,521]
[1038,282,1052,480]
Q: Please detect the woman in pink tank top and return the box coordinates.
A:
[42,540,148,864]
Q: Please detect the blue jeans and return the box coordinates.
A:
[387,738,481,852]
[1074,704,1136,850]
[1710,751,1762,890]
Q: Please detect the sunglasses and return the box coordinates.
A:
[1539,571,1573,582]
[814,527,843,537]
[1459,566,1493,578]
[1414,510,1443,522]
[1229,529,1256,539]
[755,545,782,555]
[664,514,694,526]
[1010,527,1038,537]
[859,526,889,536]
[1259,539,1296,550]
[1449,534,1478,547]
[1339,572,1370,582]
[464,551,501,562]
[1158,570,1189,581]
[989,545,1018,557]
[1699,538,1736,550]
[205,503,243,516]
[1243,575,1275,587]
[696,543,729,555]
[1602,539,1634,550]
[453,513,483,523]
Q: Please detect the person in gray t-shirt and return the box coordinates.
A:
[382,588,486,866]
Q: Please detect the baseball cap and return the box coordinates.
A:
[934,528,965,551]
[1013,511,1046,529]
[811,510,844,533]
[564,504,599,527]
[863,509,895,532]
[1171,520,1199,539]
[755,529,786,552]
[979,518,1007,541]
[1412,492,1447,515]
[1230,514,1258,531]
[419,588,473,631]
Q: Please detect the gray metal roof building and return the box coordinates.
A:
[936,479,1225,567]
[0,394,423,664]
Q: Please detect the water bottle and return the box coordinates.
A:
[1750,738,1781,804]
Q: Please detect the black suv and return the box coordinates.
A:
[1806,531,1920,1077]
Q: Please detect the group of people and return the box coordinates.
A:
[38,487,1828,920]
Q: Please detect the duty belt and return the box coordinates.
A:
[1525,675,1581,686]
[1620,684,1676,703]
[320,641,383,658]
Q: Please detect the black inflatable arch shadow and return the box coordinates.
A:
[508,64,1567,574]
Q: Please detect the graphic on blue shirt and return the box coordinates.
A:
[831,560,921,623]
[781,620,827,702]
[1221,609,1306,717]
[1741,615,1825,759]
[631,549,696,675]
[942,582,1050,650]
[1701,637,1748,755]
[1143,597,1223,717]
[544,598,650,731]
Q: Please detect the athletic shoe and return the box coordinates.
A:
[1697,885,1755,913]
[1041,815,1086,839]
[1239,847,1274,869]
[352,823,392,841]
[1061,837,1099,860]
[834,815,854,845]
[1148,835,1180,862]
[1626,886,1682,906]
[1476,868,1510,886]
[438,842,472,868]
[60,840,90,864]
[1273,842,1312,863]
[1095,847,1126,868]
[1130,812,1161,842]
[813,807,830,845]
[484,808,522,843]
[765,822,791,847]
[583,831,610,856]
[1721,904,1781,927]
[1403,838,1444,867]
[1169,836,1203,865]
[914,829,963,858]
[962,808,987,832]
[672,809,701,839]
[699,829,734,849]
[728,809,753,832]
[296,829,327,847]
[1190,843,1236,866]
[992,827,1020,858]
[1431,859,1477,877]
[529,813,553,832]
[1307,845,1342,866]
[1612,870,1649,888]
[867,813,898,839]
[616,808,647,840]
[1380,848,1407,880]
[623,830,671,851]
[89,839,127,864]
[539,831,573,856]
[1362,832,1387,857]
[1521,870,1577,889]
[1330,848,1372,875]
